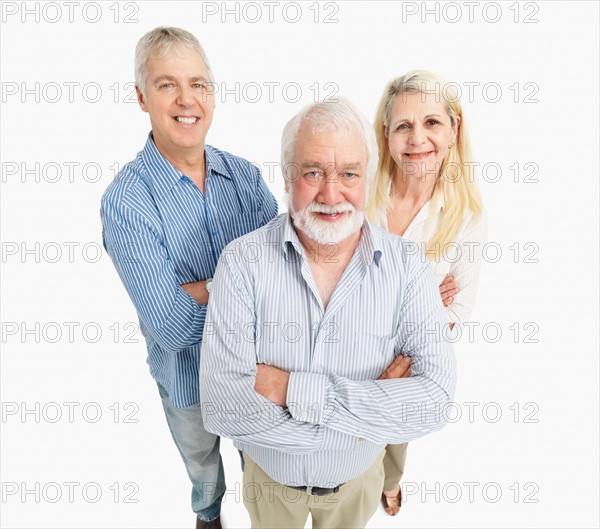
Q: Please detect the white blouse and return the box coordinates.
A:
[381,196,487,325]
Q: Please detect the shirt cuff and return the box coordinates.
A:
[287,371,328,424]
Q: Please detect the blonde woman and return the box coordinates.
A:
[366,70,486,516]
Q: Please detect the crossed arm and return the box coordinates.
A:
[180,281,210,306]
[101,198,208,352]
[200,251,456,451]
[254,356,412,407]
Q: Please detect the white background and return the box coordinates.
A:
[1,1,599,527]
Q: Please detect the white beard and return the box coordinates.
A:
[289,200,364,245]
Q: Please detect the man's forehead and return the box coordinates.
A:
[297,121,361,137]
[147,67,210,85]
[297,122,364,143]
[295,129,367,161]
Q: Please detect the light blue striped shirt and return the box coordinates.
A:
[200,213,456,487]
[100,133,278,407]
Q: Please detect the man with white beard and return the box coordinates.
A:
[200,99,456,529]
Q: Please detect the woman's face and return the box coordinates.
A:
[387,91,459,183]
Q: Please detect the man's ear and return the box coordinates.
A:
[136,85,148,112]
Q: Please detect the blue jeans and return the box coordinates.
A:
[157,383,225,522]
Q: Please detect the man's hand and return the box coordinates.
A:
[378,355,412,380]
[439,275,459,307]
[180,280,210,305]
[254,364,290,407]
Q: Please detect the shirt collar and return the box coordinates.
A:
[204,144,231,180]
[140,132,182,195]
[139,132,231,196]
[281,214,304,259]
[359,220,383,267]
[281,214,383,267]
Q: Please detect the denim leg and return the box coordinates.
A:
[158,383,225,522]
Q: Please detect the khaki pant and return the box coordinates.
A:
[382,443,408,491]
[242,452,384,529]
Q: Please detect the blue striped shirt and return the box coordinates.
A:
[100,133,278,407]
[200,213,457,488]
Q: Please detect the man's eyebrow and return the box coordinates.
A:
[152,75,211,85]
[152,75,176,85]
[300,161,326,169]
[339,162,362,170]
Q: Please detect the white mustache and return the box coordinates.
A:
[305,202,355,215]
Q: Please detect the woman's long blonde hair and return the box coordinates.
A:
[366,70,483,261]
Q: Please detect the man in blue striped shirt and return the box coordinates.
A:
[100,27,277,529]
[200,99,456,529]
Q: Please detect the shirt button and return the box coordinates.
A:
[315,366,323,373]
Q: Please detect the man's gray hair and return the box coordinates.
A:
[280,98,378,190]
[134,26,214,96]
